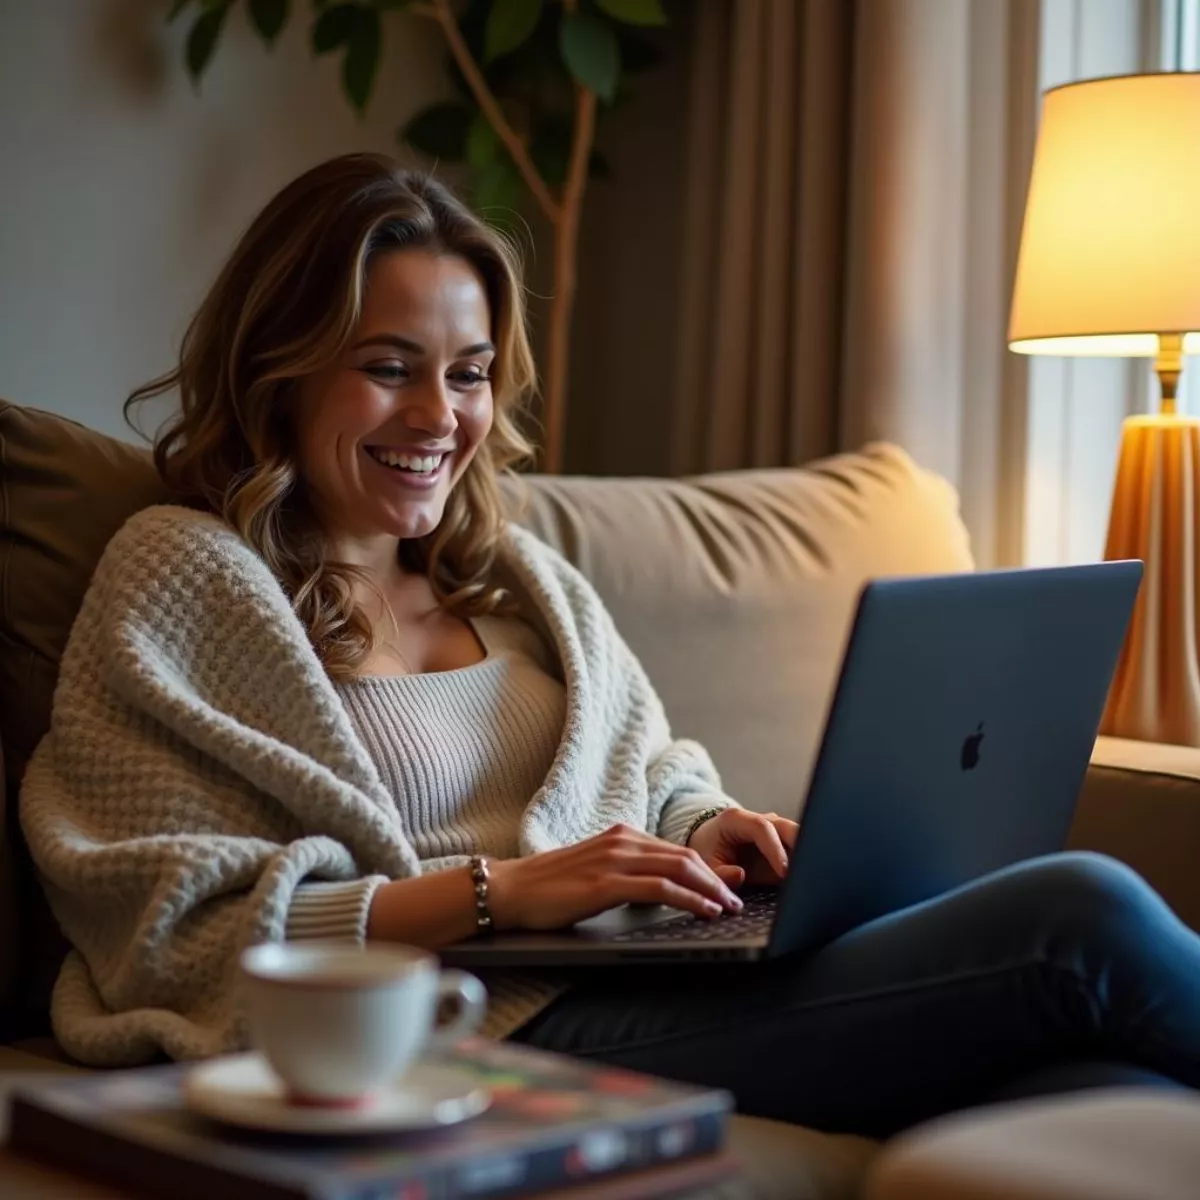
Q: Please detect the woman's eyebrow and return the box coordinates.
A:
[352,334,425,353]
[352,335,496,357]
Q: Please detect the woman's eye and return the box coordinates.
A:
[451,369,491,387]
[364,363,408,383]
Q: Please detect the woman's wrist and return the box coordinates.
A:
[365,867,483,947]
[684,805,728,846]
[485,857,522,933]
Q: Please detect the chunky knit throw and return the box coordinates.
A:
[20,505,735,1066]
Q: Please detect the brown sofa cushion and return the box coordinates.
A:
[0,402,168,1033]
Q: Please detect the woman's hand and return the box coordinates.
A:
[686,809,799,887]
[487,824,745,932]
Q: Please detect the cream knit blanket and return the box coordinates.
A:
[20,506,732,1066]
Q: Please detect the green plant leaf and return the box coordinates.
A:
[485,0,543,62]
[559,10,619,102]
[466,112,501,170]
[473,157,523,219]
[248,0,289,43]
[399,101,472,160]
[168,0,193,21]
[311,2,356,52]
[342,5,382,112]
[595,0,666,26]
[185,3,230,82]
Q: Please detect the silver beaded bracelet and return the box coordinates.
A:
[468,855,494,935]
[684,805,727,846]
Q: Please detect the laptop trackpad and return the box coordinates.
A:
[573,903,694,939]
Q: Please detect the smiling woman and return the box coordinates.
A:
[125,155,535,680]
[21,154,1200,1139]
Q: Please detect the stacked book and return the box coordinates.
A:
[7,1037,743,1199]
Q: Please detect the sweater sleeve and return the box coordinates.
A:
[286,877,388,942]
[20,508,418,1068]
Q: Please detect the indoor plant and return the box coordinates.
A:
[170,0,671,472]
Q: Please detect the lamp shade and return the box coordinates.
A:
[1009,73,1200,357]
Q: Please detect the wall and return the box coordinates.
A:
[0,0,695,477]
[0,0,448,441]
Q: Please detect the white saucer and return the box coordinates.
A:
[184,1053,491,1135]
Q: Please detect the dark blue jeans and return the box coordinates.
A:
[511,853,1200,1136]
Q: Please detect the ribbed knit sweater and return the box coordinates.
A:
[334,614,568,1038]
[21,505,738,1066]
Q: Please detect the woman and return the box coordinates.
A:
[21,154,1200,1136]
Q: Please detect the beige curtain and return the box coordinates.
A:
[669,0,854,475]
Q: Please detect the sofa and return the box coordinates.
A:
[1,397,1199,1199]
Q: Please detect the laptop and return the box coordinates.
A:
[440,561,1143,969]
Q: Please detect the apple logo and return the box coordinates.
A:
[960,722,985,771]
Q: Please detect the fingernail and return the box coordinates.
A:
[727,892,743,909]
[705,900,722,915]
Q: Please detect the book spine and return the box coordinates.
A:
[8,1097,304,1200]
[345,1107,727,1200]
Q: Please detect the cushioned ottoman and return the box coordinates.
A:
[865,1090,1200,1200]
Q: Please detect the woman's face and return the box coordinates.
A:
[294,248,495,548]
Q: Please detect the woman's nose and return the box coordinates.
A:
[403,381,457,439]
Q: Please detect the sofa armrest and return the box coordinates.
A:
[1070,736,1200,931]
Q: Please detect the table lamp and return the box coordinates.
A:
[1009,72,1200,747]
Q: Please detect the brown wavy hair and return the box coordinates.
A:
[127,153,536,679]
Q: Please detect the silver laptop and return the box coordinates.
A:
[440,561,1143,968]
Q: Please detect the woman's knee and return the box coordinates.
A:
[1023,851,1167,944]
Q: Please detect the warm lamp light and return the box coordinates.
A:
[1009,73,1200,747]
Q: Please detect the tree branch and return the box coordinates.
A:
[563,87,596,226]
[428,0,560,223]
[541,81,596,473]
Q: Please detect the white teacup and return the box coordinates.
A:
[240,941,486,1106]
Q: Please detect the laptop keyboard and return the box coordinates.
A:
[610,889,778,942]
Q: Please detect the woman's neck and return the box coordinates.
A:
[325,530,403,580]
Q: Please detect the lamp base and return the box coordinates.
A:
[1101,414,1200,746]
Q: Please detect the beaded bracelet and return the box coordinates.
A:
[468,855,494,935]
[684,805,727,846]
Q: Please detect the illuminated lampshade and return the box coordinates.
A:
[1009,72,1200,366]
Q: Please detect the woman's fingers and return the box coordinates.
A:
[606,874,725,919]
[612,850,741,910]
[767,815,799,851]
[732,811,789,877]
[714,864,746,889]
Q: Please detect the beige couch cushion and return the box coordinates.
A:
[513,450,974,816]
[866,1090,1200,1199]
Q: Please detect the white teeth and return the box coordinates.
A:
[370,449,445,474]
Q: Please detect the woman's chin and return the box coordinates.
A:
[376,499,447,542]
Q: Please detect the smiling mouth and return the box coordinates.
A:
[365,447,449,476]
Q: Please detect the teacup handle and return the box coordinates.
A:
[426,969,487,1050]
